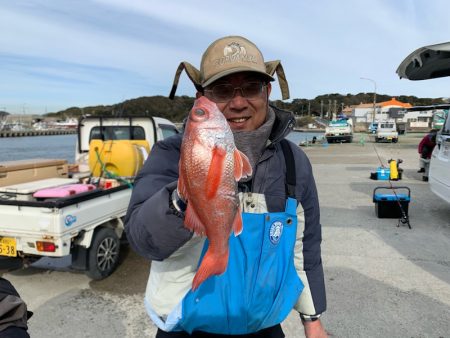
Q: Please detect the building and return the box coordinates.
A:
[353,102,379,125]
[351,98,423,131]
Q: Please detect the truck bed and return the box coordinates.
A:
[0,185,131,257]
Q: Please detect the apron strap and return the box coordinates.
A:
[280,139,296,198]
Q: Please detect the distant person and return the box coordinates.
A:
[418,129,438,181]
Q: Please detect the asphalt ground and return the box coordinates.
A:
[2,132,450,337]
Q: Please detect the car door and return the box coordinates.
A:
[430,114,450,201]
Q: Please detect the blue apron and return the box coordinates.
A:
[177,197,304,335]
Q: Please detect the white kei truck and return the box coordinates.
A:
[374,121,399,143]
[0,115,179,279]
[324,119,353,143]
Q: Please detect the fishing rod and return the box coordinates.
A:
[372,143,411,229]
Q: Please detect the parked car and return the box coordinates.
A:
[368,122,378,134]
[325,119,353,143]
[397,41,450,204]
[375,121,398,143]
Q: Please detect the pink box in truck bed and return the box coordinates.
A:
[33,184,97,198]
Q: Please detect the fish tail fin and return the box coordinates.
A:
[192,249,229,291]
[232,208,243,236]
[184,204,206,236]
[233,149,252,181]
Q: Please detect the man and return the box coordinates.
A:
[418,129,438,181]
[125,36,327,337]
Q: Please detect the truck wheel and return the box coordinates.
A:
[86,227,120,280]
[392,138,398,143]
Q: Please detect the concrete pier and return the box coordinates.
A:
[4,133,450,338]
[0,129,77,138]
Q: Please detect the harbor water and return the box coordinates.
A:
[286,130,325,145]
[0,134,77,163]
[0,131,324,163]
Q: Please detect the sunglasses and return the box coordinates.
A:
[204,82,266,103]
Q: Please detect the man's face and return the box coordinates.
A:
[201,72,272,131]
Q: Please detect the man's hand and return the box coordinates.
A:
[303,319,328,338]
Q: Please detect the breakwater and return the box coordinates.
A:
[0,129,77,138]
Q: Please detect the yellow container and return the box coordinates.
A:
[88,140,150,177]
[389,159,399,180]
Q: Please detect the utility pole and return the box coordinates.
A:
[328,100,331,118]
[320,100,323,119]
[308,101,311,116]
[360,77,377,123]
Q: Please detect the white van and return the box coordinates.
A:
[430,114,450,203]
[397,41,450,204]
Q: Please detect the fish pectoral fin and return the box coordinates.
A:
[205,146,227,199]
[233,150,252,181]
[232,208,243,236]
[184,204,207,236]
[177,169,187,200]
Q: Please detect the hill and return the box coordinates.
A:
[48,93,447,123]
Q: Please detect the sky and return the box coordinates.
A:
[1,0,449,115]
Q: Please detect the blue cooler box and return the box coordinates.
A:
[376,167,390,180]
[373,186,411,218]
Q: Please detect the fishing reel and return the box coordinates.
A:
[397,214,411,229]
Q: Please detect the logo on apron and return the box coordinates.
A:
[269,220,283,244]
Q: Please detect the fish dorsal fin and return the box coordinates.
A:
[184,204,206,236]
[233,149,252,181]
[205,145,227,199]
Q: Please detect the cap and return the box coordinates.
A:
[200,36,274,87]
[169,36,290,100]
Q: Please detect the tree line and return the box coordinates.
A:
[45,93,446,123]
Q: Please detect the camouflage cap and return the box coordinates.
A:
[200,36,274,87]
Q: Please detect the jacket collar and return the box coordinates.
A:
[268,104,296,145]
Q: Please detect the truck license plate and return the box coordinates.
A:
[0,237,17,257]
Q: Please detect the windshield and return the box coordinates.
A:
[159,124,179,139]
[329,121,349,127]
[89,126,146,141]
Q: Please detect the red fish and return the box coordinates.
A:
[178,96,252,290]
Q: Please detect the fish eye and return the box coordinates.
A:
[195,109,205,116]
[190,108,208,122]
